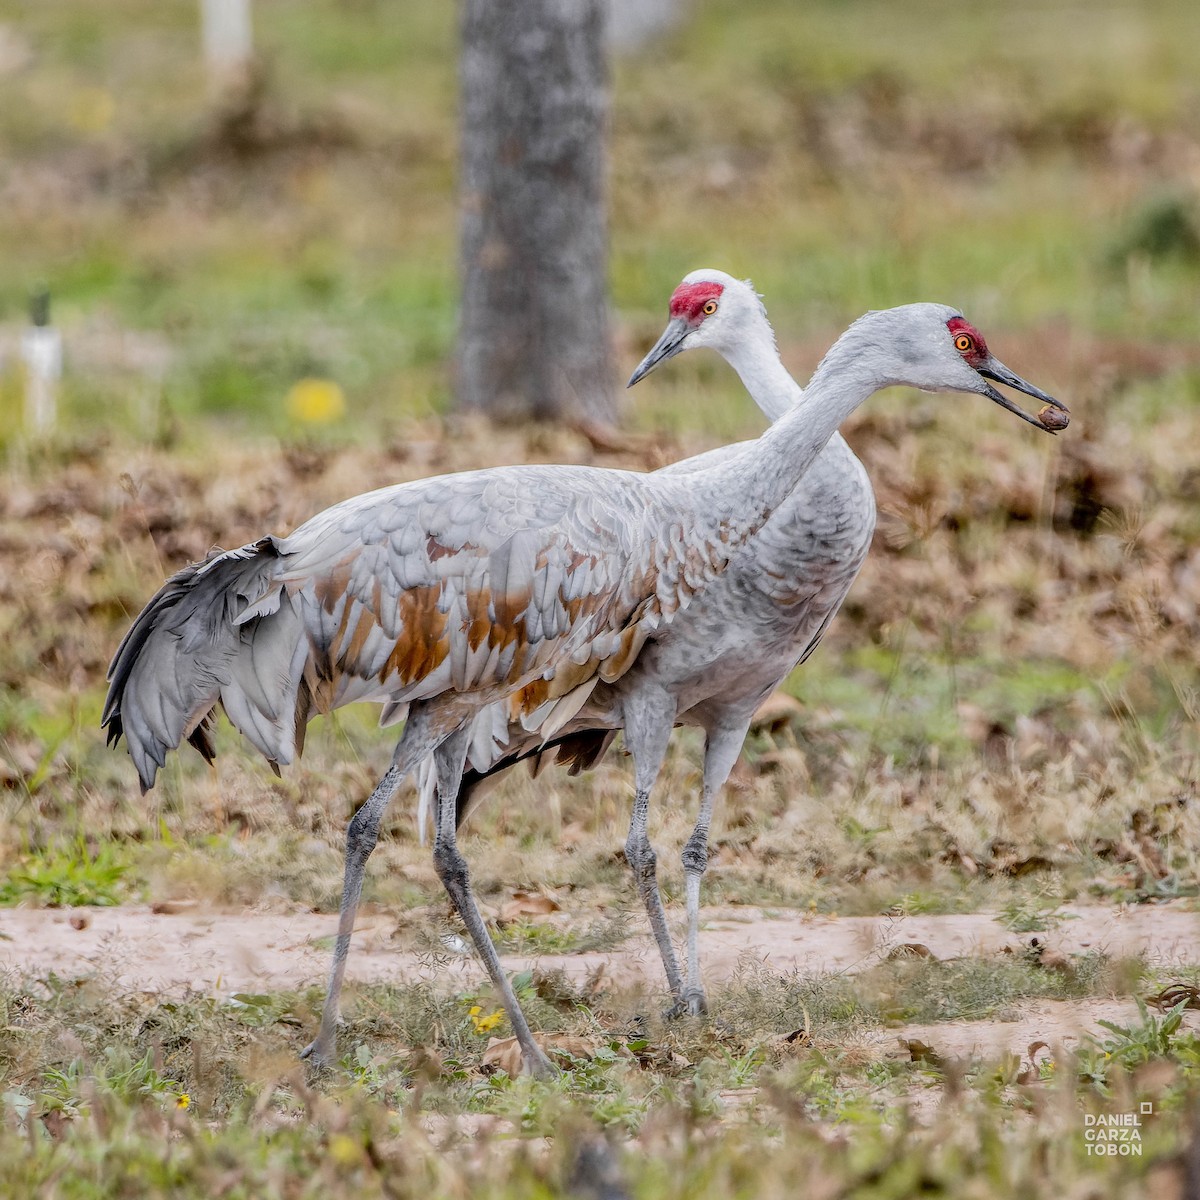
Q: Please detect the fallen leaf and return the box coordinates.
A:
[1029,939,1073,973]
[545,1035,605,1063]
[902,1038,945,1067]
[68,913,90,931]
[481,1036,524,1077]
[995,854,1056,878]
[499,890,561,922]
[407,1046,444,1080]
[1146,984,1200,1012]
[480,1032,606,1076]
[1016,1043,1051,1086]
[887,943,935,960]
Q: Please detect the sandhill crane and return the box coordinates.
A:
[417,271,865,1010]
[420,272,1066,1023]
[104,301,1066,1076]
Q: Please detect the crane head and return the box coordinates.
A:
[627,268,766,387]
[819,303,1069,432]
[942,314,1069,431]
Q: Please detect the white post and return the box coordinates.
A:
[20,293,62,436]
[200,0,253,83]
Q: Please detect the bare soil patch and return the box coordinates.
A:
[3,899,1195,996]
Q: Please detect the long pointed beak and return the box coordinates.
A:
[978,357,1070,432]
[627,317,691,388]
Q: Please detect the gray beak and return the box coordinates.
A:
[978,357,1070,432]
[627,317,691,388]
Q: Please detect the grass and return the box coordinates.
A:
[0,840,132,908]
[0,959,1196,1197]
[863,952,1124,1024]
[4,0,1200,1192]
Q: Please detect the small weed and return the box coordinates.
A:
[467,1044,650,1133]
[888,890,951,917]
[998,890,1074,933]
[866,952,1117,1024]
[717,1046,765,1088]
[0,840,131,907]
[224,992,306,1030]
[40,1049,187,1116]
[1078,997,1200,1093]
[491,913,631,956]
[491,920,588,955]
[345,1043,410,1104]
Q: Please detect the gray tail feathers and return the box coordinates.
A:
[450,728,616,835]
[103,537,298,793]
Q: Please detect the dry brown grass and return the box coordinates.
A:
[1,337,1198,924]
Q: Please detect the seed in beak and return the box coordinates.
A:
[1037,404,1070,432]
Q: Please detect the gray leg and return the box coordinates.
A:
[682,721,748,1017]
[431,726,553,1077]
[303,706,449,1067]
[620,688,684,1005]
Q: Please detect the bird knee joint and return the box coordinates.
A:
[682,839,708,875]
[346,812,379,860]
[432,841,469,889]
[625,837,656,880]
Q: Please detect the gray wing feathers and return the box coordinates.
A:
[106,465,668,792]
[103,538,293,792]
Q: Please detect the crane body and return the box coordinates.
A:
[419,273,874,1018]
[105,298,1066,1074]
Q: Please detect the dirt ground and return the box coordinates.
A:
[4,900,1197,1060]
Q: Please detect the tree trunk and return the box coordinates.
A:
[457,0,614,424]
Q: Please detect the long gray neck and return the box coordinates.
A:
[718,317,800,422]
[687,314,890,528]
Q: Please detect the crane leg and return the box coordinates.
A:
[681,721,748,1018]
[621,689,684,1006]
[303,705,453,1068]
[431,725,554,1077]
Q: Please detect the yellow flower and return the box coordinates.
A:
[175,1093,191,1110]
[328,1133,361,1166]
[286,378,346,424]
[69,87,115,134]
[468,1005,504,1034]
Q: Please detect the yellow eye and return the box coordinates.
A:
[955,334,973,352]
[702,300,718,316]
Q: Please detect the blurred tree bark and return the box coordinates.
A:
[457,0,614,424]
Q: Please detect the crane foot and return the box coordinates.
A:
[524,1048,557,1078]
[300,1025,341,1070]
[664,987,708,1021]
[299,1040,330,1069]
